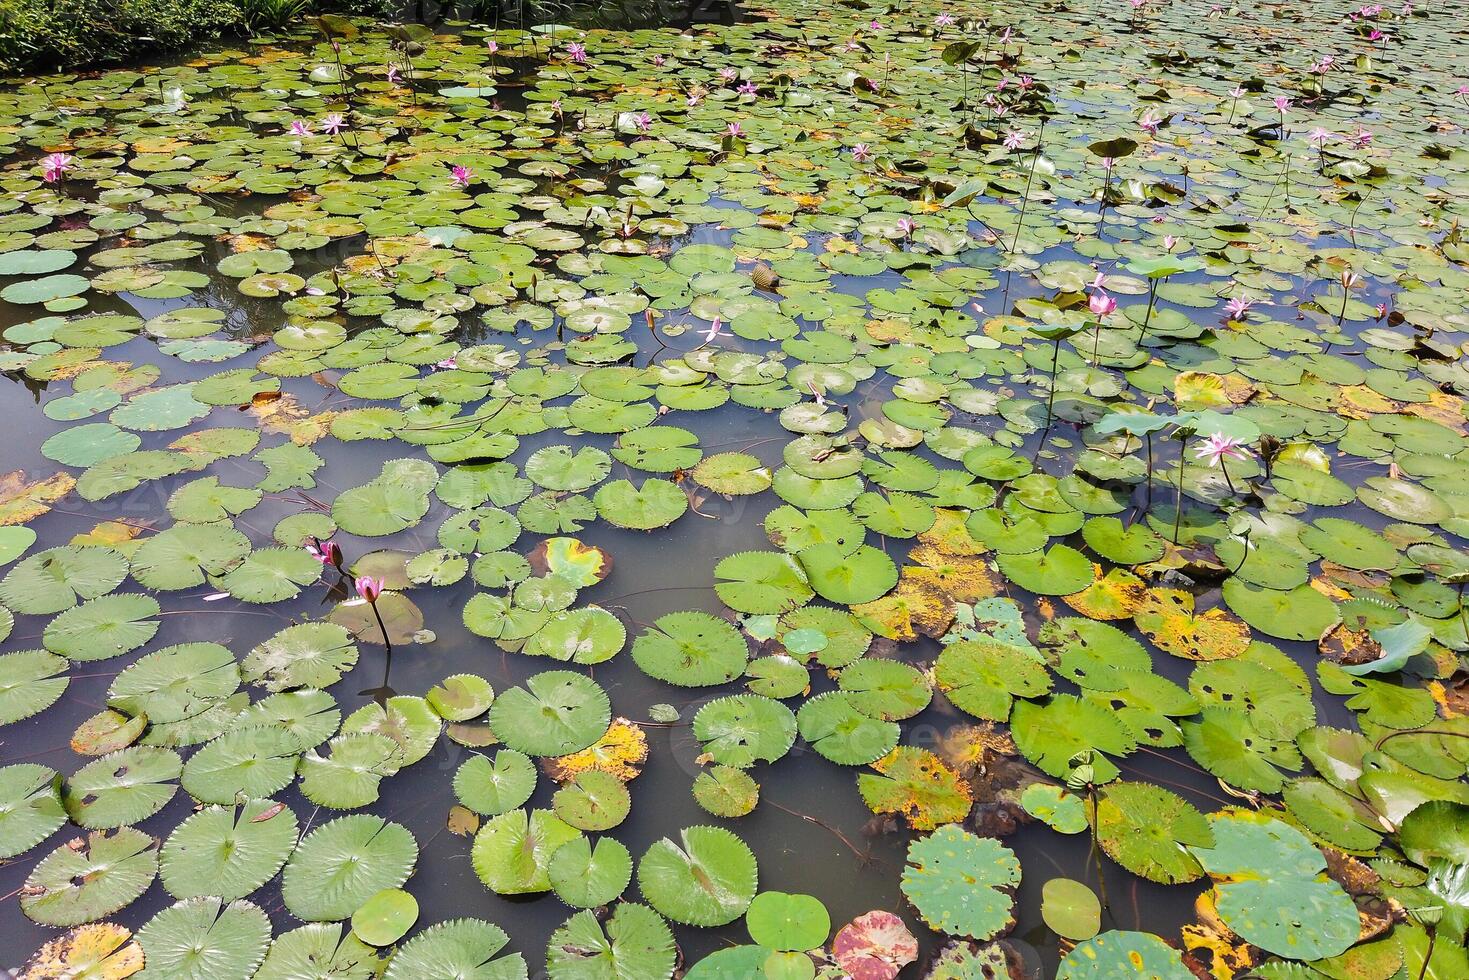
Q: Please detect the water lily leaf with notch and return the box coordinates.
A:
[838,659,932,721]
[329,592,424,647]
[334,481,434,538]
[549,836,634,910]
[796,691,900,765]
[180,725,302,805]
[0,764,65,859]
[426,674,493,722]
[210,546,322,603]
[165,477,262,524]
[1189,658,1315,741]
[858,747,973,831]
[1188,810,1358,960]
[1095,782,1213,884]
[110,384,210,432]
[63,745,180,829]
[1020,784,1088,835]
[0,650,69,725]
[637,825,758,927]
[1317,661,1437,730]
[936,638,1051,721]
[454,750,537,817]
[21,827,158,927]
[1081,517,1165,564]
[593,478,688,530]
[42,593,159,662]
[995,545,1094,596]
[253,923,379,980]
[1181,707,1300,794]
[488,670,611,756]
[692,452,772,495]
[612,426,702,473]
[1056,931,1191,980]
[17,921,144,979]
[243,622,358,692]
[1281,778,1384,852]
[692,766,759,818]
[692,695,797,768]
[382,918,526,980]
[1221,580,1339,642]
[472,808,581,895]
[133,897,270,979]
[0,545,129,615]
[1012,696,1135,785]
[282,815,418,922]
[553,770,631,832]
[130,524,249,591]
[160,799,297,902]
[106,642,237,725]
[526,445,611,492]
[900,825,1020,941]
[714,551,813,614]
[799,544,898,605]
[299,734,402,810]
[545,903,677,980]
[632,611,749,687]
[1340,618,1433,676]
[342,695,442,768]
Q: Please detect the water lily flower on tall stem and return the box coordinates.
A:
[635,112,652,133]
[321,113,346,135]
[387,64,402,85]
[934,12,955,27]
[355,575,384,604]
[1003,130,1026,151]
[1273,95,1292,136]
[701,317,729,344]
[41,152,72,182]
[1089,289,1117,317]
[897,217,917,239]
[1195,433,1251,467]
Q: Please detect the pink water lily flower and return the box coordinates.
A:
[726,121,744,138]
[897,217,917,237]
[1003,130,1026,150]
[321,113,345,135]
[1228,85,1246,99]
[41,152,73,182]
[288,119,313,136]
[1139,110,1162,135]
[686,86,706,107]
[653,54,665,66]
[719,67,738,83]
[1273,95,1293,114]
[451,165,474,188]
[306,538,342,568]
[486,40,499,55]
[355,576,385,603]
[1089,289,1117,317]
[566,42,587,64]
[635,111,652,133]
[1224,295,1254,319]
[737,81,758,96]
[851,143,871,161]
[1163,235,1178,251]
[701,317,729,343]
[387,65,401,85]
[934,12,955,26]
[1308,127,1333,146]
[436,356,458,370]
[1352,128,1373,149]
[1195,433,1252,467]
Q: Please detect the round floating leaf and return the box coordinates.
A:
[714,551,813,614]
[0,649,70,726]
[488,671,610,756]
[796,692,899,766]
[858,747,973,831]
[799,544,898,605]
[1095,781,1212,884]
[632,611,749,687]
[900,825,1020,941]
[0,546,129,615]
[17,921,144,979]
[549,836,633,909]
[254,923,379,979]
[692,766,759,818]
[282,815,418,922]
[693,695,798,768]
[134,897,271,979]
[43,593,160,661]
[593,478,688,530]
[243,622,358,692]
[161,799,297,902]
[638,825,759,927]
[454,750,537,817]
[831,910,919,980]
[352,888,419,947]
[746,891,830,952]
[1222,580,1338,642]
[1042,878,1101,941]
[22,827,158,927]
[553,770,631,831]
[63,745,180,829]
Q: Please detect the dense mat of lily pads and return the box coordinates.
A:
[0,0,1468,976]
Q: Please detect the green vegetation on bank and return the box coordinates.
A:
[0,0,396,74]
